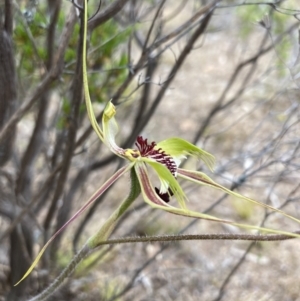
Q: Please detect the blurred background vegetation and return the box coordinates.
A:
[1,0,300,300]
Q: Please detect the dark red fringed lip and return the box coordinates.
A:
[135,136,177,176]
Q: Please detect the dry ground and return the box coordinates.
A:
[1,1,300,301]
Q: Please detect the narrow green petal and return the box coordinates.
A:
[82,6,104,142]
[135,164,300,238]
[83,14,123,158]
[178,168,300,226]
[140,158,186,209]
[15,164,133,286]
[156,138,215,171]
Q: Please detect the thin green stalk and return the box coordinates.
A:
[87,168,141,248]
[27,169,140,301]
[28,244,90,301]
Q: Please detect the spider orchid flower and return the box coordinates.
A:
[79,0,300,235]
[16,102,300,287]
[86,101,300,230]
[16,1,300,285]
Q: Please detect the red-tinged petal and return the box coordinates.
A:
[134,161,171,207]
[134,162,228,221]
[143,158,186,208]
[15,163,134,285]
[136,164,300,239]
[135,164,300,238]
[177,168,300,226]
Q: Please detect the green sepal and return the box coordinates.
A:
[82,2,104,143]
[177,168,300,227]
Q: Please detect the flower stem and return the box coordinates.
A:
[28,244,90,301]
[28,168,140,301]
[87,167,141,248]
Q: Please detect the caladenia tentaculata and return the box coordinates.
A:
[17,0,300,295]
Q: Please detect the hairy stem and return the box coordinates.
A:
[92,231,300,248]
[28,244,90,301]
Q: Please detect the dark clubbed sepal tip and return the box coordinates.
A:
[155,187,173,203]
